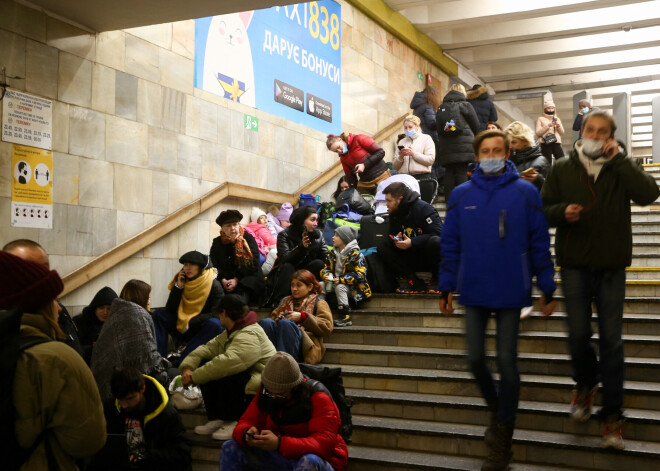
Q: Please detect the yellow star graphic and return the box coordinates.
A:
[228,79,245,102]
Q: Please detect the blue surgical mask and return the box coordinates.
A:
[404,129,417,137]
[341,142,348,155]
[582,107,590,114]
[480,157,506,175]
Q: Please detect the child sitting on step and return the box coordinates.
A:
[322,226,372,327]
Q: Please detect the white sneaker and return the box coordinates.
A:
[211,421,238,440]
[194,419,224,435]
[520,306,533,319]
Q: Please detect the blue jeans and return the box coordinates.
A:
[152,308,224,364]
[258,318,303,362]
[465,306,520,426]
[219,440,334,471]
[561,267,625,419]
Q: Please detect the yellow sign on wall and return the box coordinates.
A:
[11,144,53,228]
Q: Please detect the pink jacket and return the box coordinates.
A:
[246,222,277,255]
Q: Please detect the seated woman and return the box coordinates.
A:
[220,352,348,471]
[327,132,390,195]
[504,121,549,191]
[259,269,333,364]
[179,294,276,441]
[211,210,265,306]
[332,176,351,201]
[91,279,167,401]
[153,251,224,363]
[393,115,436,180]
[73,286,118,364]
[266,206,329,307]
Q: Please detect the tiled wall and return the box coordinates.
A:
[0,0,449,312]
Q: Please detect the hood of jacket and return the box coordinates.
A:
[467,86,490,101]
[510,143,543,166]
[410,91,426,109]
[82,286,118,320]
[114,375,168,426]
[471,159,520,189]
[394,190,421,215]
[443,90,467,103]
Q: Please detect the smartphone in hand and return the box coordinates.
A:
[390,234,403,242]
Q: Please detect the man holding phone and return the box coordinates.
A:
[542,110,660,450]
[377,182,443,294]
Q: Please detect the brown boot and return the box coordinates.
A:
[481,422,513,471]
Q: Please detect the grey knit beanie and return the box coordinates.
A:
[335,225,358,245]
[261,352,303,390]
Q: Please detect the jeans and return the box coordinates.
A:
[152,308,224,364]
[258,318,303,361]
[465,306,521,426]
[219,440,335,471]
[561,267,625,419]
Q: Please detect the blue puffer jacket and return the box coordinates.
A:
[438,160,556,308]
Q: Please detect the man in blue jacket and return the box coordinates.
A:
[377,182,443,293]
[439,130,556,471]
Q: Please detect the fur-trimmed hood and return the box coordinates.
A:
[467,86,490,101]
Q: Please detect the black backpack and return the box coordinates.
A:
[436,103,461,137]
[0,308,56,470]
[299,363,353,443]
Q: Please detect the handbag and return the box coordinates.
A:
[543,132,557,145]
[168,375,203,410]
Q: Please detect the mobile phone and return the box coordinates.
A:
[397,145,405,150]
[389,234,402,242]
[521,167,535,175]
[245,432,255,438]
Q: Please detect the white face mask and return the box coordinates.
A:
[581,138,604,160]
[479,157,506,175]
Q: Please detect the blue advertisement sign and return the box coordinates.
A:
[195,1,341,134]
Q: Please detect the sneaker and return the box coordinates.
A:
[194,419,224,435]
[333,315,352,327]
[211,421,238,441]
[570,385,598,422]
[520,306,533,319]
[396,279,427,294]
[601,418,625,450]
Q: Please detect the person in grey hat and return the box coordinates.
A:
[322,225,371,327]
[152,250,223,365]
[219,352,349,470]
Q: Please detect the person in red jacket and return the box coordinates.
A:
[220,352,348,471]
[327,132,390,195]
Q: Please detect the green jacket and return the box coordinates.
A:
[15,313,106,470]
[541,147,659,269]
[179,322,275,394]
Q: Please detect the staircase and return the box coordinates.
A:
[182,165,660,470]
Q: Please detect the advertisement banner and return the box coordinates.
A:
[195,1,341,134]
[11,144,53,229]
[2,90,53,150]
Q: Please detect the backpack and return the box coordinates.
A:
[0,308,56,470]
[437,103,460,137]
[299,363,353,443]
[317,202,336,229]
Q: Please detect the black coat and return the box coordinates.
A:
[165,276,223,328]
[58,303,83,357]
[274,226,329,270]
[101,376,192,471]
[209,231,265,304]
[73,286,118,363]
[410,91,438,142]
[388,191,443,247]
[510,143,549,191]
[466,87,498,132]
[436,90,480,166]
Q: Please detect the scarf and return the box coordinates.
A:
[576,140,611,182]
[221,227,253,268]
[276,293,319,318]
[227,310,258,337]
[168,267,216,332]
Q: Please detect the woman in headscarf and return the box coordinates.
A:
[73,286,118,364]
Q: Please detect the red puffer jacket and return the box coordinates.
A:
[233,388,349,470]
[340,133,387,186]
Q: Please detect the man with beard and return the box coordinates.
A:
[542,110,660,449]
[376,182,443,293]
[94,367,191,470]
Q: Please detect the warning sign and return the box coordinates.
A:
[11,144,53,229]
[2,90,53,150]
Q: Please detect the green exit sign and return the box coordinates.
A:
[417,72,424,80]
[244,114,258,132]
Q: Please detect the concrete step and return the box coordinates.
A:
[323,343,660,382]
[328,364,660,411]
[351,415,660,471]
[346,389,660,443]
[327,325,660,359]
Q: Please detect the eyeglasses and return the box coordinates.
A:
[261,386,288,400]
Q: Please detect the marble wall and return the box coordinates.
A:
[0,0,450,312]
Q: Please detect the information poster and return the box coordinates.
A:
[2,90,53,150]
[195,1,341,134]
[11,144,53,229]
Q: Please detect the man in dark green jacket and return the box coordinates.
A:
[541,111,659,451]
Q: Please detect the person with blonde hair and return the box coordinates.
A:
[435,83,480,201]
[504,121,549,191]
[393,115,436,180]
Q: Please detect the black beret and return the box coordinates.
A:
[179,250,209,268]
[216,209,243,226]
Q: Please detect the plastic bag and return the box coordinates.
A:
[168,375,203,410]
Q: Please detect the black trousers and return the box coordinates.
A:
[377,235,441,281]
[199,368,253,421]
[443,162,469,202]
[541,142,565,163]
